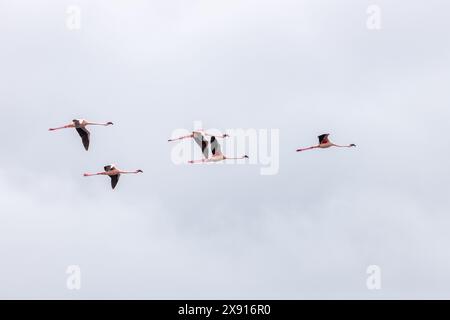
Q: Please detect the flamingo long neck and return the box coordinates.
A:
[204,133,227,138]
[119,170,139,174]
[226,156,247,160]
[332,144,351,148]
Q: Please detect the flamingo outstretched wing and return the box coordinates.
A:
[193,132,209,158]
[110,174,120,189]
[76,127,90,151]
[104,165,119,189]
[210,136,222,156]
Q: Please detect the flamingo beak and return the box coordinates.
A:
[350,144,356,147]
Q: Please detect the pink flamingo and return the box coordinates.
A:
[168,129,228,159]
[296,134,356,152]
[49,119,113,150]
[83,165,143,189]
[188,136,248,163]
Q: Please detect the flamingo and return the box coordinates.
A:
[188,136,248,163]
[83,165,143,189]
[296,134,356,152]
[168,130,228,159]
[49,119,113,151]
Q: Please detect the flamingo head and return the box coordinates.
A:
[350,144,356,147]
[244,155,249,159]
[136,169,143,173]
[223,134,229,138]
[106,122,114,125]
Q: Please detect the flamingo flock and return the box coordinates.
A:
[49,120,356,189]
[49,118,142,189]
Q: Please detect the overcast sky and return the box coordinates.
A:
[1,0,450,299]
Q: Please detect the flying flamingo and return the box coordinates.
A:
[188,136,248,163]
[83,165,143,189]
[168,130,228,159]
[49,119,114,151]
[296,134,356,152]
